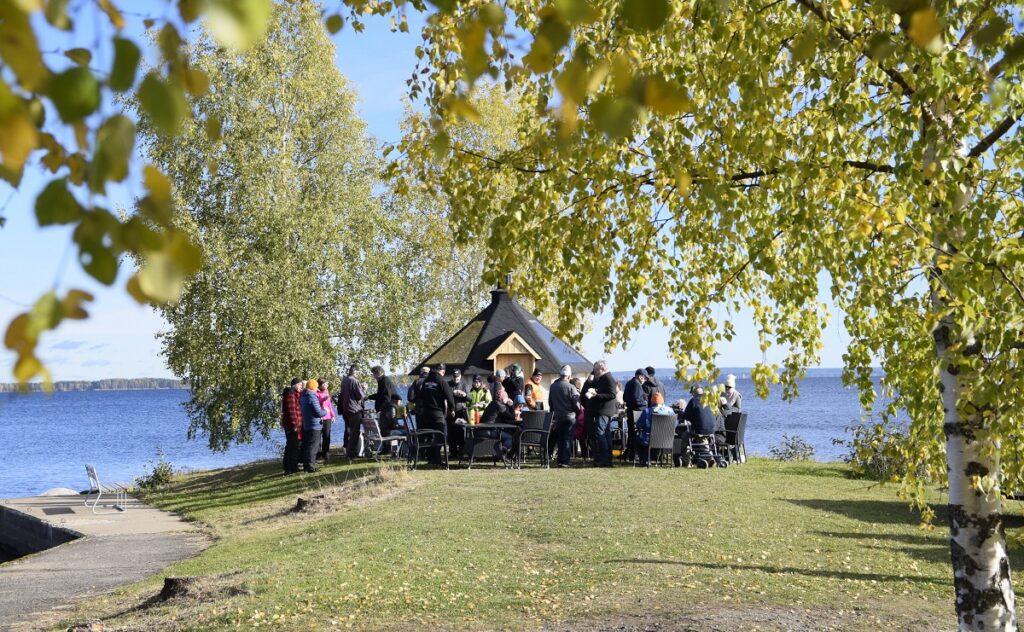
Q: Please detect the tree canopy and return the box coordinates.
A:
[0,0,284,388]
[381,0,1024,628]
[140,0,479,448]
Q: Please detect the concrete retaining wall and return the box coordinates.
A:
[0,504,80,558]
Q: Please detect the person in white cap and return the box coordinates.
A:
[720,374,743,416]
[548,365,581,467]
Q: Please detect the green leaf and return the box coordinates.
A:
[29,292,63,331]
[325,14,343,34]
[205,0,272,50]
[866,33,896,61]
[46,67,100,122]
[478,3,505,28]
[64,47,91,66]
[974,16,1007,48]
[0,7,48,90]
[643,77,690,115]
[35,177,82,226]
[166,231,203,274]
[427,0,458,12]
[554,0,592,23]
[138,73,188,134]
[620,0,670,32]
[110,37,140,92]
[523,16,571,73]
[1001,36,1024,70]
[791,28,818,63]
[45,0,72,30]
[178,0,203,22]
[80,241,118,285]
[590,95,638,138]
[90,114,135,193]
[138,252,186,303]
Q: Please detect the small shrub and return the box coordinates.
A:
[769,434,815,462]
[135,448,175,490]
[835,420,915,482]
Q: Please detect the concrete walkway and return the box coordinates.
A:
[0,494,208,631]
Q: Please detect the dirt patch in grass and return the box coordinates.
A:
[292,466,413,516]
[62,572,255,632]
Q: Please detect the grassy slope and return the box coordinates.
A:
[59,458,1024,630]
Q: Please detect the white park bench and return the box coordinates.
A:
[83,464,129,513]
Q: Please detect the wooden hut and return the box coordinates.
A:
[410,288,591,390]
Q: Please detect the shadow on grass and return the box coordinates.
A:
[143,459,382,517]
[796,501,1024,569]
[792,499,1024,529]
[813,530,939,547]
[606,558,948,587]
[787,499,947,526]
[767,463,849,479]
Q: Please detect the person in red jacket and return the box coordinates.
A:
[281,378,304,474]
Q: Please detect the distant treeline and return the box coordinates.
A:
[0,378,186,393]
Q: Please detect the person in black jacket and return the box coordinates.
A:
[585,360,618,467]
[415,364,456,465]
[643,366,666,400]
[370,366,397,414]
[502,364,525,406]
[548,365,581,467]
[683,387,717,435]
[623,369,648,461]
[407,366,429,426]
[579,372,596,460]
[448,368,469,455]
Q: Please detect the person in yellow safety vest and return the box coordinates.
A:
[525,369,547,410]
[467,374,492,424]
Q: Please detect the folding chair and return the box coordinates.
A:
[83,464,128,513]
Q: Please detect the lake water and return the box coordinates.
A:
[0,389,279,499]
[0,369,890,498]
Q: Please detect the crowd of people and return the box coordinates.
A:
[279,361,744,473]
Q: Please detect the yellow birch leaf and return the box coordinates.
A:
[675,170,692,195]
[98,0,124,29]
[144,164,172,204]
[0,112,37,170]
[908,9,941,49]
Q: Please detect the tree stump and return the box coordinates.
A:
[159,576,198,600]
[294,494,325,512]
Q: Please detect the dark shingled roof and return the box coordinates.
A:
[410,289,591,376]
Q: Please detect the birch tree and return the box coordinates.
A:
[139,0,465,449]
[366,0,1024,628]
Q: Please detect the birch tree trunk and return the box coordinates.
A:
[931,126,1018,627]
[939,356,1017,629]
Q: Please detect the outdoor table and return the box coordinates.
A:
[456,422,520,469]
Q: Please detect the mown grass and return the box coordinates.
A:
[57,457,1024,630]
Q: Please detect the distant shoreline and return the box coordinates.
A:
[0,378,186,393]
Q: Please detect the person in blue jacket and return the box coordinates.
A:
[300,379,328,473]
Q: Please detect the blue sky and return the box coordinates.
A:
[0,6,851,381]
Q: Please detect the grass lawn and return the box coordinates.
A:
[56,457,1024,631]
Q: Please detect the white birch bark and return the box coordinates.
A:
[930,118,1018,629]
